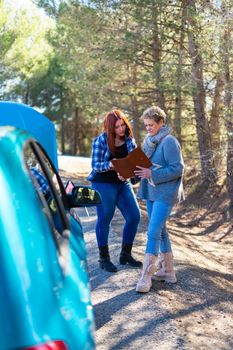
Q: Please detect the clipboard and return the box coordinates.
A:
[111,146,152,178]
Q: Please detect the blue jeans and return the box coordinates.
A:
[92,182,140,247]
[146,200,173,255]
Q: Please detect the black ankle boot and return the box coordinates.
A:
[99,259,117,272]
[119,243,142,267]
[98,245,117,272]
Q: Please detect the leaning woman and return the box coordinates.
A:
[135,106,184,293]
[87,109,141,272]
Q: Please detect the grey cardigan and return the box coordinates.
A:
[137,134,184,205]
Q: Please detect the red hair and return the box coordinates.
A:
[103,109,134,155]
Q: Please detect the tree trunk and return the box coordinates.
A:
[174,2,186,144]
[222,25,233,216]
[59,90,65,154]
[186,0,217,185]
[130,94,141,145]
[129,63,141,144]
[61,116,65,154]
[151,10,166,113]
[24,83,30,105]
[209,73,224,175]
[73,106,79,155]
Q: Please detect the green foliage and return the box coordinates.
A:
[1,0,233,189]
[1,0,54,103]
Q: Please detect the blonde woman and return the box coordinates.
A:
[135,106,184,293]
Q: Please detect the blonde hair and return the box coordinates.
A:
[141,106,166,123]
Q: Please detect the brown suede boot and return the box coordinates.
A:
[152,252,177,283]
[136,253,157,293]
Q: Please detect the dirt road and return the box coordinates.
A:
[77,204,233,350]
[60,158,233,350]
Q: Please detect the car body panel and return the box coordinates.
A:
[0,101,58,170]
[0,127,95,350]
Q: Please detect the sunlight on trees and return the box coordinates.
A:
[1,0,233,205]
[1,0,54,103]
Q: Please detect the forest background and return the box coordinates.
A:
[1,0,233,220]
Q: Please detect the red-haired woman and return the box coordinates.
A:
[87,109,141,272]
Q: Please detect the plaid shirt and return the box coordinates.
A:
[30,167,49,196]
[87,132,137,181]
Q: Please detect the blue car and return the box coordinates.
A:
[0,126,100,350]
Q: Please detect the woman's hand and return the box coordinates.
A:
[109,161,115,170]
[117,173,126,181]
[134,166,152,179]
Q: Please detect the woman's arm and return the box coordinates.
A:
[91,137,112,172]
[151,136,184,184]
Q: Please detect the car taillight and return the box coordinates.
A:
[24,340,68,350]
